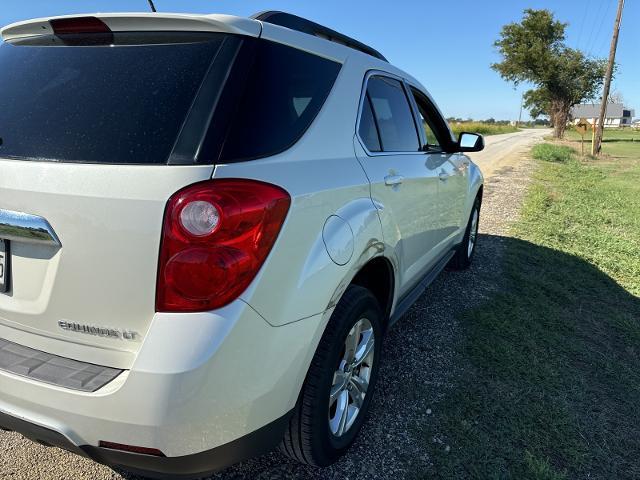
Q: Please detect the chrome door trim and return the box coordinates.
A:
[0,209,61,247]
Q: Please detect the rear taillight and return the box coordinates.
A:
[156,179,290,312]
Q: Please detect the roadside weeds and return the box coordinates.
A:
[417,143,640,479]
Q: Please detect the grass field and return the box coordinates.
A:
[565,128,640,157]
[419,143,640,479]
[449,122,520,137]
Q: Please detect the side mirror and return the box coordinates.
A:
[457,132,484,152]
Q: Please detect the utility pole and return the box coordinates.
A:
[517,91,524,128]
[593,0,624,156]
[147,0,157,12]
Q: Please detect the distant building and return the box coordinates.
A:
[570,103,635,128]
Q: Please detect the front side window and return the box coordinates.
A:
[410,87,453,152]
[416,109,440,149]
[364,76,420,152]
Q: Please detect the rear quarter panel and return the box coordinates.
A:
[212,54,386,326]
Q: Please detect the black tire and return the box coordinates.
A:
[280,285,383,466]
[449,196,481,270]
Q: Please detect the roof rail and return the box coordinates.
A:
[252,11,387,62]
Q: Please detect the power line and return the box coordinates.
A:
[584,0,606,55]
[595,1,618,56]
[575,0,591,49]
[588,0,613,56]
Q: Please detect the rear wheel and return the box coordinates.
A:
[450,196,481,270]
[281,285,383,466]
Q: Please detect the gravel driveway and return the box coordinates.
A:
[0,143,539,480]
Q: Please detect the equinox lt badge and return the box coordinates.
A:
[58,320,137,340]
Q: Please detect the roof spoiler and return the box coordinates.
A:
[252,11,387,62]
[1,13,261,42]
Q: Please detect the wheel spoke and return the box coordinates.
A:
[336,391,349,436]
[349,386,364,410]
[330,371,348,404]
[350,373,369,398]
[353,330,374,367]
[344,321,362,363]
[329,389,349,436]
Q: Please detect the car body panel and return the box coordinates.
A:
[0,159,214,369]
[0,11,484,473]
[0,299,331,456]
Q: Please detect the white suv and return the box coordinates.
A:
[0,11,484,478]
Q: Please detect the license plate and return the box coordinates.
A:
[0,239,8,293]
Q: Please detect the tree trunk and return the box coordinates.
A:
[550,100,571,138]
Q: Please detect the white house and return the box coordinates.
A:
[570,103,635,128]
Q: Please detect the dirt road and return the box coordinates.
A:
[468,128,550,177]
[0,130,547,480]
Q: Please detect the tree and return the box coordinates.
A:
[492,9,607,138]
[608,90,625,104]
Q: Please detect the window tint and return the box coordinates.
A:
[358,94,381,152]
[411,87,453,151]
[416,108,441,149]
[366,76,419,152]
[0,33,226,164]
[218,41,341,162]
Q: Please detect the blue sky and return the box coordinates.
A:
[1,0,637,121]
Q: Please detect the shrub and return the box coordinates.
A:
[531,143,575,163]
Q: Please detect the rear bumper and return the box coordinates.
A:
[0,407,291,479]
[0,300,328,476]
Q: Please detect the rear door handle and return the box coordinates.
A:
[439,172,449,181]
[384,175,404,186]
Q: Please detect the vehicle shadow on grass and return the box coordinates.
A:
[416,235,640,480]
[116,233,640,480]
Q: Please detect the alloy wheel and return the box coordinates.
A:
[467,207,479,258]
[328,318,375,437]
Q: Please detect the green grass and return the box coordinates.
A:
[418,147,640,479]
[449,122,520,137]
[565,128,640,158]
[531,143,576,163]
[598,140,640,158]
[565,127,640,142]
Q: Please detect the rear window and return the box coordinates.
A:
[0,32,226,164]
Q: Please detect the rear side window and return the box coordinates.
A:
[358,95,382,152]
[364,76,420,152]
[217,41,341,162]
[0,32,227,164]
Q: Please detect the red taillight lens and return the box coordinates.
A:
[50,17,112,35]
[156,179,291,312]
